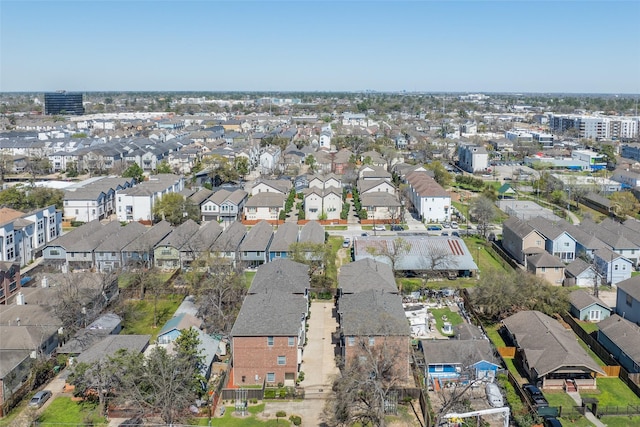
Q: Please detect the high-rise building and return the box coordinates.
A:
[44,91,84,115]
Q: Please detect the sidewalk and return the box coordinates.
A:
[567,391,606,427]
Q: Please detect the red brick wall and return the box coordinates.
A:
[232,336,299,386]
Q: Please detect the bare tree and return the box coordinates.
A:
[419,245,459,283]
[469,196,497,239]
[365,237,412,274]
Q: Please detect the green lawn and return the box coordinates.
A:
[192,404,292,426]
[37,397,106,425]
[324,236,343,287]
[429,307,463,335]
[325,225,348,230]
[581,377,640,407]
[484,323,507,347]
[544,392,593,427]
[462,237,511,275]
[121,294,184,340]
[244,271,257,288]
[601,416,640,427]
[576,320,599,334]
[397,277,422,293]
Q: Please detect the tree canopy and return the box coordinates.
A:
[122,163,144,183]
[152,193,199,225]
[0,185,64,210]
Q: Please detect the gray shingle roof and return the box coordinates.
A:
[67,221,123,252]
[299,221,324,244]
[268,223,299,252]
[339,259,397,294]
[503,217,540,240]
[597,314,640,364]
[76,335,150,364]
[616,275,640,302]
[527,252,565,268]
[245,192,286,208]
[231,291,307,336]
[182,221,223,253]
[528,216,570,241]
[502,311,604,377]
[405,171,449,198]
[569,289,610,311]
[565,258,593,278]
[210,221,246,253]
[420,339,499,366]
[239,221,273,252]
[249,259,309,294]
[46,220,104,250]
[95,221,148,252]
[360,191,401,207]
[156,219,200,249]
[122,220,172,252]
[339,290,409,336]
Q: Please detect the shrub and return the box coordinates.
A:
[276,410,287,419]
[264,389,276,399]
[289,415,302,426]
[297,371,305,383]
[278,210,287,221]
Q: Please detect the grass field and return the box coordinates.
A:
[121,294,184,340]
[429,307,463,335]
[244,271,256,287]
[484,323,507,347]
[581,377,640,407]
[37,397,106,425]
[189,404,292,426]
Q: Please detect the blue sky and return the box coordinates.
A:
[1,1,639,93]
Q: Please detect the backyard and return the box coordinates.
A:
[120,293,184,340]
[36,397,106,426]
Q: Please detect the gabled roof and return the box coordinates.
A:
[156,219,200,250]
[269,223,299,252]
[527,252,565,268]
[497,183,517,195]
[565,258,594,278]
[616,275,640,302]
[569,289,610,311]
[182,221,223,252]
[597,314,640,364]
[206,189,231,205]
[252,179,291,194]
[189,188,214,206]
[503,217,543,240]
[76,335,150,364]
[299,221,324,245]
[594,247,631,264]
[158,313,202,337]
[122,220,172,252]
[239,221,273,252]
[339,258,397,294]
[405,171,449,198]
[502,311,604,377]
[420,339,499,366]
[67,221,123,252]
[360,191,401,207]
[231,291,307,336]
[45,219,104,250]
[210,221,246,253]
[95,221,147,252]
[248,259,309,294]
[357,178,394,193]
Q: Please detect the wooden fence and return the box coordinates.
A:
[491,241,521,270]
[497,347,516,358]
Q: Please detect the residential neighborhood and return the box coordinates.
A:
[1,90,640,427]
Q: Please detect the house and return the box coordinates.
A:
[569,290,612,322]
[57,313,123,355]
[156,313,203,345]
[593,247,632,286]
[353,235,478,278]
[74,334,150,366]
[308,173,341,191]
[121,220,172,269]
[230,260,309,386]
[179,221,224,269]
[526,252,565,285]
[457,142,488,173]
[153,220,200,270]
[615,275,640,325]
[303,187,342,221]
[239,221,273,267]
[579,218,640,266]
[243,192,285,222]
[405,171,451,223]
[209,221,246,266]
[597,315,640,373]
[337,259,412,384]
[64,220,122,271]
[502,310,604,389]
[360,192,402,222]
[259,146,281,173]
[564,258,598,288]
[299,221,324,245]
[419,339,501,387]
[611,168,640,189]
[0,262,20,305]
[501,217,546,265]
[268,223,299,261]
[358,165,391,181]
[116,174,184,223]
[332,148,354,175]
[94,221,148,272]
[357,179,396,196]
[251,179,292,196]
[527,216,577,263]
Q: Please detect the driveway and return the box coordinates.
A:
[10,372,70,427]
[262,301,339,426]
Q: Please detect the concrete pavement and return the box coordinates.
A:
[262,301,339,426]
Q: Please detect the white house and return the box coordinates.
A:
[243,192,285,222]
[303,188,342,221]
[116,174,184,222]
[594,247,633,286]
[457,142,489,173]
[259,146,281,173]
[250,179,291,196]
[405,171,451,223]
[357,179,396,196]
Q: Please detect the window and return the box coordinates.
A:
[541,267,546,272]
[347,336,355,346]
[267,336,274,346]
[434,364,444,372]
[266,373,275,383]
[589,310,601,321]
[277,356,286,365]
[50,250,60,256]
[627,294,633,306]
[288,337,295,346]
[368,337,375,346]
[564,242,570,247]
[615,265,619,271]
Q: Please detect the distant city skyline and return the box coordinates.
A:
[1,1,639,94]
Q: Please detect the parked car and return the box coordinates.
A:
[441,231,449,236]
[372,225,386,231]
[451,231,460,237]
[450,221,459,229]
[361,232,369,237]
[342,237,351,248]
[390,224,404,231]
[485,382,504,408]
[523,384,549,407]
[29,390,52,408]
[427,225,442,231]
[442,222,451,228]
